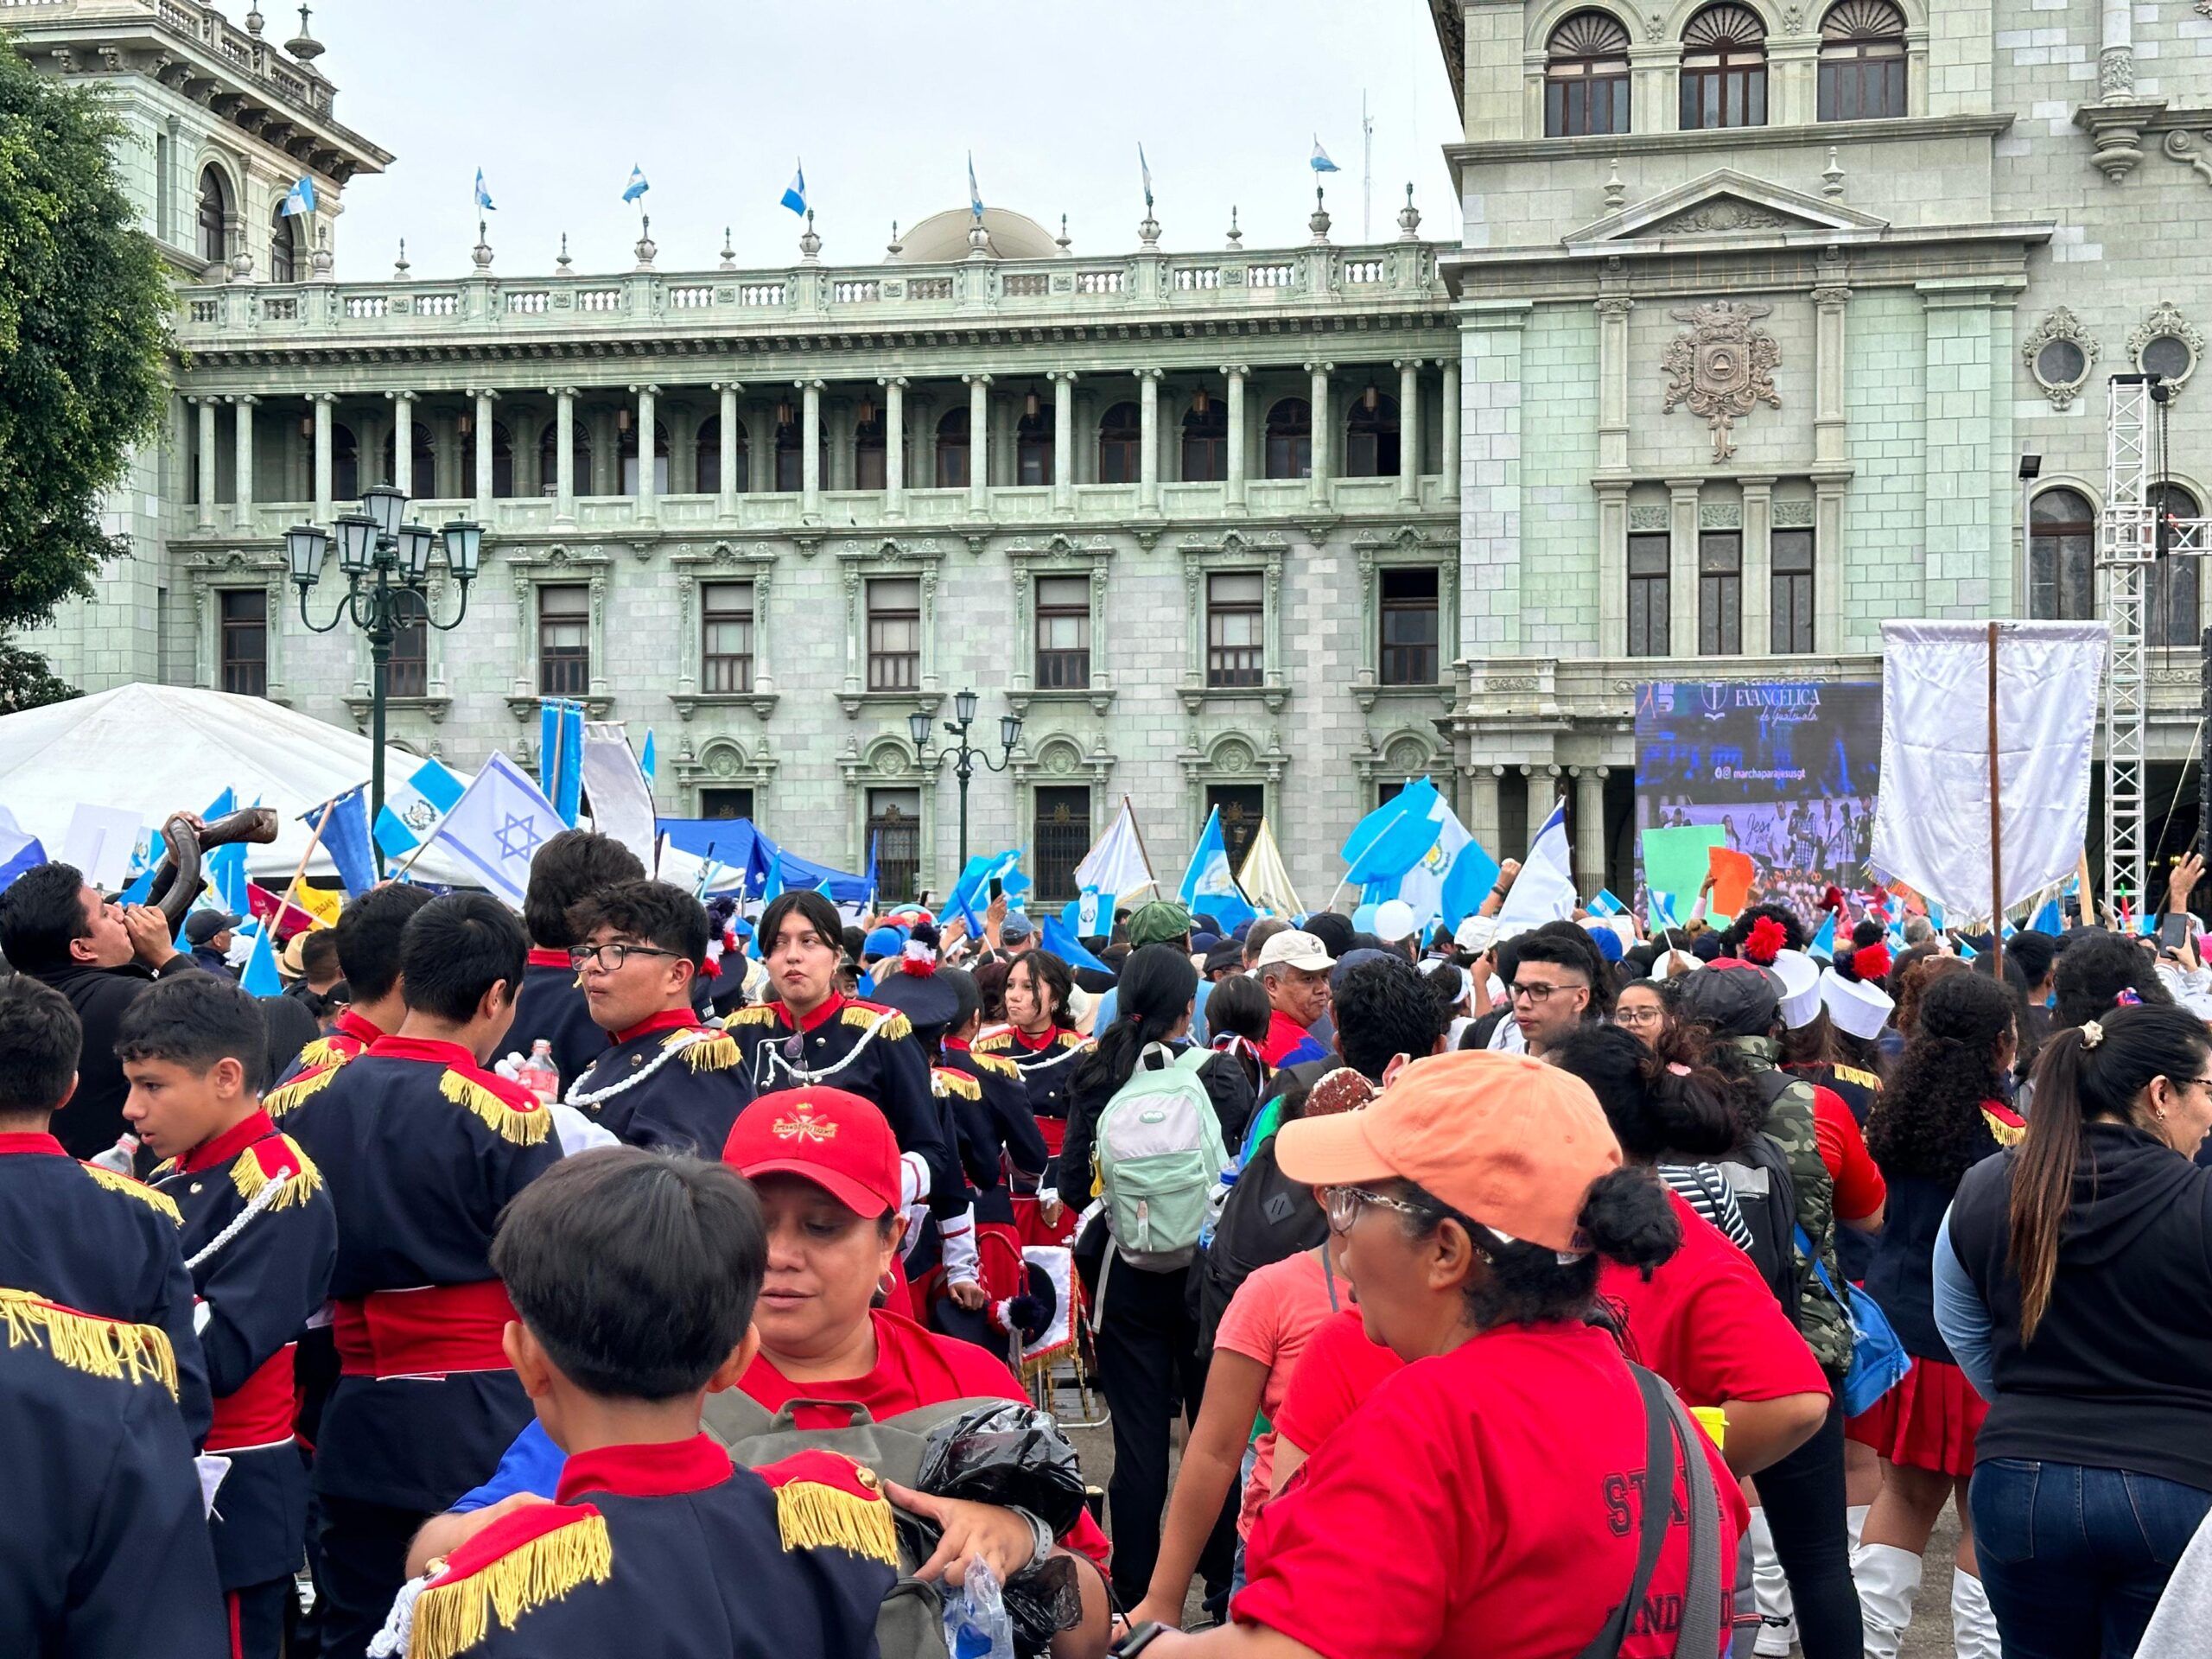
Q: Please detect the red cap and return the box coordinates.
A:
[723,1087,900,1217]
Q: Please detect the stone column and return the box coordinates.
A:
[474,390,496,518]
[195,397,218,527]
[633,384,659,522]
[713,382,741,518]
[1138,368,1161,510]
[553,386,577,524]
[1223,365,1249,507]
[1813,279,1850,470]
[232,395,257,528]
[312,393,334,523]
[1051,370,1076,512]
[1439,357,1460,505]
[881,375,906,518]
[2101,0,2136,101]
[1306,359,1334,506]
[1741,478,1774,655]
[390,392,416,497]
[1572,766,1609,899]
[964,373,990,512]
[1668,479,1702,658]
[797,378,823,518]
[1395,358,1421,501]
[1627,45,1677,134]
[1465,763,1503,858]
[1597,482,1630,656]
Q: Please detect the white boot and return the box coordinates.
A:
[1951,1570,1999,1659]
[1850,1542,1923,1659]
[1847,1503,1869,1555]
[1749,1509,1797,1656]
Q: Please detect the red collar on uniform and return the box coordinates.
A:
[178,1109,277,1175]
[613,1008,703,1046]
[782,990,847,1033]
[367,1034,480,1070]
[1007,1024,1059,1053]
[556,1434,734,1503]
[527,947,574,970]
[0,1131,66,1159]
[334,1007,386,1046]
[942,1036,972,1054]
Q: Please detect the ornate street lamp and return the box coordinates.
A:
[910,691,1022,875]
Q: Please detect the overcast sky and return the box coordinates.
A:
[291,0,1462,280]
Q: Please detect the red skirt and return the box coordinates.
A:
[1846,1356,1986,1477]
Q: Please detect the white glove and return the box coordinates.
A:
[941,1205,981,1289]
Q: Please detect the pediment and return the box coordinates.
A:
[1565,169,1891,247]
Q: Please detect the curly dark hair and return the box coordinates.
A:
[2052,930,2174,1032]
[1866,971,2015,1185]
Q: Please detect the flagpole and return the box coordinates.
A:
[1987,620,2005,979]
[276,794,337,925]
[1122,795,1161,898]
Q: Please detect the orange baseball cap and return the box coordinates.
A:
[1275,1049,1622,1255]
[723,1087,900,1217]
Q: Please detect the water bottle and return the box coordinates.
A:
[517,1040,560,1105]
[89,1133,141,1175]
[940,1557,1015,1659]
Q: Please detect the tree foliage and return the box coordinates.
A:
[0,32,173,632]
[0,636,78,714]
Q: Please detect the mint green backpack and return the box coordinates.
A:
[1094,1044,1231,1271]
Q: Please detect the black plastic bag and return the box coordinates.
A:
[914,1402,1089,1536]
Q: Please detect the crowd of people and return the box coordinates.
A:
[5,823,2212,1659]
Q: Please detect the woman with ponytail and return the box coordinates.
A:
[1940,1001,2212,1657]
[1131,1050,1746,1659]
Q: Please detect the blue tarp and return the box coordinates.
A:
[655,818,872,905]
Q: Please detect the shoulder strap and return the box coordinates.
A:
[1317,1243,1341,1312]
[1662,1377,1726,1659]
[1574,1363,1676,1659]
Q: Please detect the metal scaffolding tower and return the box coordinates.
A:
[2103,375,2157,912]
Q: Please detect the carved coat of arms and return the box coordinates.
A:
[1661,300,1783,461]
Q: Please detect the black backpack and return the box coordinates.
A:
[1721,1071,1804,1319]
[1194,1132,1330,1356]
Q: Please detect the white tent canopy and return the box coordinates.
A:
[0,683,480,889]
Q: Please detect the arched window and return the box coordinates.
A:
[457,421,515,499]
[380,424,436,493]
[268,204,297,283]
[695,416,747,493]
[1182,398,1227,482]
[936,408,970,488]
[331,423,359,501]
[1680,3,1768,130]
[854,409,888,490]
[1818,1,1906,121]
[1344,390,1401,478]
[1015,407,1053,486]
[538,419,592,496]
[2029,488,2094,621]
[620,419,671,496]
[1265,398,1313,480]
[1097,402,1141,483]
[1545,11,1632,137]
[197,166,230,265]
[2152,484,2201,646]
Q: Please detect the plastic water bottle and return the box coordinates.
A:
[89,1133,141,1175]
[516,1040,560,1105]
[940,1557,1015,1659]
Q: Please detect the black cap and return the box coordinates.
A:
[1675,963,1779,1037]
[185,911,240,945]
[866,957,960,1032]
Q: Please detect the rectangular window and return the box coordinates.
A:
[219,589,266,697]
[867,788,922,903]
[156,134,172,241]
[386,601,428,698]
[866,577,921,692]
[700,786,754,821]
[537,585,590,696]
[701,581,754,694]
[1205,785,1265,874]
[1697,532,1742,656]
[1206,570,1265,688]
[1627,533,1670,658]
[1034,575,1090,690]
[1379,568,1440,685]
[855,435,887,491]
[1770,529,1815,655]
[1033,785,1092,905]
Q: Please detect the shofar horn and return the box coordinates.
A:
[146,807,281,931]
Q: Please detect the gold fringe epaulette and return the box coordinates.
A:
[296,1035,350,1071]
[264,1062,340,1119]
[410,1510,613,1659]
[842,1004,911,1042]
[80,1162,182,1224]
[0,1287,178,1398]
[725,1004,782,1027]
[1833,1064,1882,1092]
[932,1068,982,1101]
[972,1031,1013,1054]
[1054,1030,1088,1051]
[677,1029,741,1072]
[969,1051,1021,1080]
[230,1136,323,1209]
[1982,1104,2027,1148]
[763,1452,900,1567]
[440,1069,552,1147]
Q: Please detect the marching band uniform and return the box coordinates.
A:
[0,1128,211,1444]
[404,1440,896,1659]
[270,1005,387,1092]
[974,1023,1091,1247]
[283,1035,563,1659]
[0,1288,228,1658]
[562,1007,755,1156]
[512,947,602,1094]
[152,1109,337,1659]
[938,1037,1050,1307]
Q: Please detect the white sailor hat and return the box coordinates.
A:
[1821,966,1895,1040]
[1775,949,1823,1031]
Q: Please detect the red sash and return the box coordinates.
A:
[207,1344,298,1452]
[332,1281,517,1379]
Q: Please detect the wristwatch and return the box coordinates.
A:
[1116,1624,1168,1656]
[1007,1503,1053,1570]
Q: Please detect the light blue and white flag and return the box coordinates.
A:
[1494,802,1578,936]
[1810,911,1838,960]
[1062,885,1114,939]
[373,755,468,857]
[2026,894,2064,936]
[760,852,785,904]
[1439,836,1502,931]
[947,849,1025,925]
[239,922,283,996]
[1588,888,1628,918]
[200,787,253,918]
[622,164,650,204]
[302,785,378,898]
[427,752,566,906]
[780,162,807,217]
[968,152,983,219]
[1042,916,1114,976]
[0,806,44,893]
[538,699,585,827]
[639,729,658,794]
[1310,137,1340,173]
[1391,788,1472,931]
[474,169,495,213]
[281,175,316,217]
[1340,777,1443,888]
[1180,808,1256,932]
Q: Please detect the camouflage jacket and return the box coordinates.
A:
[1730,1036,1853,1376]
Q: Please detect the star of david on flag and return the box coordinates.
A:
[423,751,564,906]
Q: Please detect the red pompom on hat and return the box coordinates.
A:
[1853,942,1893,984]
[1821,885,1848,917]
[1742,916,1787,966]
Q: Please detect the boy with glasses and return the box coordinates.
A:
[1503,932,1600,1058]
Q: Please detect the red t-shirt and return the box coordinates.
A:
[1810,1086,1887,1224]
[739,1309,1110,1567]
[1274,1306,1404,1457]
[1237,1320,1746,1659]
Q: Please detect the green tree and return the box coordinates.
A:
[0,30,173,693]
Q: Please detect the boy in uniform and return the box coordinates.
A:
[267,883,435,1100]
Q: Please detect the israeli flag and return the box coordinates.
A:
[281,175,316,217]
[373,755,467,857]
[474,168,495,212]
[622,164,650,204]
[780,162,807,217]
[429,753,567,906]
[1310,137,1340,173]
[1180,808,1256,932]
[968,152,983,219]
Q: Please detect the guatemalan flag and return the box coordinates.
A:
[373,756,467,859]
[1180,808,1255,932]
[780,162,807,217]
[622,165,649,204]
[281,175,316,217]
[1310,137,1340,173]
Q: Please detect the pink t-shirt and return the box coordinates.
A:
[1211,1247,1341,1538]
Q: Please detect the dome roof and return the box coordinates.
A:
[898,207,1059,263]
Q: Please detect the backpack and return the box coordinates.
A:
[1095,1044,1231,1271]
[1195,1133,1332,1356]
[1716,1128,1801,1317]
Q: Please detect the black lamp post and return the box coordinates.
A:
[910,689,1021,876]
[287,485,481,870]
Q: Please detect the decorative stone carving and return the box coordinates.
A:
[1660,301,1783,461]
[2161,128,2212,188]
[2023,308,2099,410]
[1771,499,1816,530]
[1645,200,1788,236]
[2129,301,2205,394]
[1628,505,1670,531]
[1699,503,1743,530]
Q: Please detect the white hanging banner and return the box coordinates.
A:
[581,722,658,874]
[1868,619,2108,924]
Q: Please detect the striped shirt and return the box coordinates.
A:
[1658,1162,1756,1253]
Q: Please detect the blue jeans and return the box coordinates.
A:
[1970,1458,2212,1658]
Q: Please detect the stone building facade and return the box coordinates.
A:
[14,0,1463,904]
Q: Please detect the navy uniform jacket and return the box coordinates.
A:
[152,1109,337,1590]
[0,1130,212,1445]
[409,1438,895,1659]
[730,993,963,1219]
[0,1288,228,1659]
[512,948,604,1096]
[973,1024,1092,1176]
[940,1039,1051,1226]
[283,1035,563,1512]
[269,1005,387,1093]
[564,1009,755,1155]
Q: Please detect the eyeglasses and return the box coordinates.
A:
[1324,1185,1433,1234]
[1510,980,1581,1005]
[1614,1005,1664,1027]
[568,943,685,973]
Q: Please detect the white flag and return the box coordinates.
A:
[428,752,566,906]
[1494,802,1578,937]
[581,723,656,873]
[1237,818,1306,918]
[1074,798,1156,899]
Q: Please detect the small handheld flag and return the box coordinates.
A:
[474,169,495,213]
[1311,137,1340,174]
[968,153,984,219]
[1139,144,1154,211]
[780,162,807,218]
[622,165,650,204]
[639,729,658,792]
[281,175,317,218]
